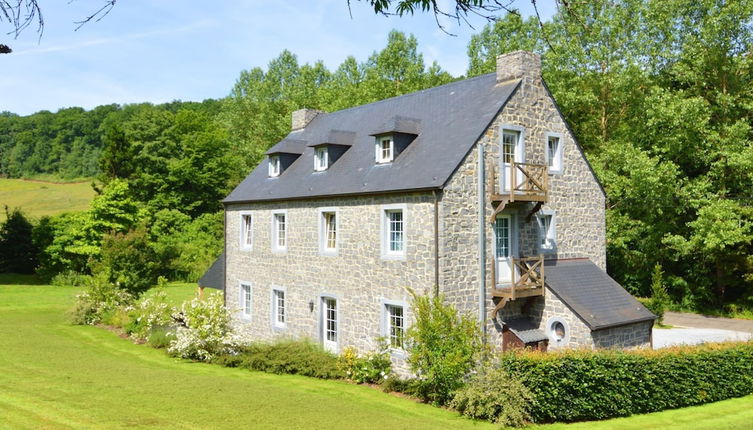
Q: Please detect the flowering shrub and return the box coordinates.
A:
[167,291,245,361]
[70,273,134,325]
[125,285,176,341]
[338,344,392,384]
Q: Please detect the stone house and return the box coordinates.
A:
[202,51,655,369]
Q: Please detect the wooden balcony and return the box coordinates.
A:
[491,162,548,203]
[491,256,545,317]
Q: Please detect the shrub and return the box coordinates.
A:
[125,286,175,341]
[70,273,133,325]
[380,376,419,395]
[50,270,92,287]
[406,291,484,405]
[500,342,753,423]
[147,326,175,349]
[214,340,341,379]
[648,264,670,325]
[167,291,244,362]
[338,344,392,384]
[450,359,533,428]
[0,207,38,274]
[97,227,160,297]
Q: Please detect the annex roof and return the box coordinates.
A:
[224,73,519,203]
[198,252,224,291]
[544,259,656,330]
[504,316,548,343]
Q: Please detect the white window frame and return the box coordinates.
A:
[380,204,407,260]
[381,299,408,355]
[537,210,556,253]
[546,316,570,348]
[319,294,339,353]
[239,281,252,320]
[268,155,281,177]
[545,132,564,175]
[375,135,394,164]
[239,211,253,251]
[271,210,287,253]
[270,286,287,330]
[318,207,339,256]
[314,146,329,171]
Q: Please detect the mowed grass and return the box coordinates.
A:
[0,283,495,430]
[0,178,95,221]
[1,282,751,429]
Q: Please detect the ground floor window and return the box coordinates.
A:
[322,297,338,352]
[272,288,285,328]
[240,283,252,319]
[384,302,405,350]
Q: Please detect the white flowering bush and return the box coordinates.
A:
[338,343,392,384]
[70,273,134,325]
[126,286,175,341]
[167,291,245,361]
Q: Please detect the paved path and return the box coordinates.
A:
[664,311,753,333]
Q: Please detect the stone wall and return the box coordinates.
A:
[225,192,436,375]
[592,321,653,349]
[527,289,593,349]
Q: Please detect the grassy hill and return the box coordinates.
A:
[0,178,95,222]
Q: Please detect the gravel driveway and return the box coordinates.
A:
[653,311,753,349]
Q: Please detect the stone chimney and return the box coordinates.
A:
[291,108,325,131]
[496,50,541,83]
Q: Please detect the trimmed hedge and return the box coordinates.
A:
[500,342,753,423]
[212,340,341,379]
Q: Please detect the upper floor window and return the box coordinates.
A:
[240,282,252,319]
[375,136,394,164]
[268,155,281,177]
[502,130,520,164]
[314,146,329,171]
[240,213,253,250]
[272,211,286,252]
[537,211,556,252]
[319,208,338,255]
[381,204,406,259]
[546,133,563,174]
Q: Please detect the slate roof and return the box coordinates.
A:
[224,73,520,203]
[198,252,225,291]
[544,259,656,330]
[504,317,548,343]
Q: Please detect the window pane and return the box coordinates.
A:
[494,217,510,258]
[324,212,337,249]
[502,131,517,164]
[243,215,253,247]
[325,299,337,342]
[275,214,286,248]
[388,210,404,252]
[275,290,285,324]
[387,305,404,349]
[242,284,251,316]
[548,137,559,168]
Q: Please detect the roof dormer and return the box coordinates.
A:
[307,130,354,172]
[265,139,305,177]
[370,116,420,165]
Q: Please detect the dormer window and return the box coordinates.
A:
[376,136,394,164]
[268,155,281,177]
[314,146,329,171]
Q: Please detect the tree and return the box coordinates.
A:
[0,207,38,273]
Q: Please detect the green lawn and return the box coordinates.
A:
[1,282,751,429]
[0,178,95,221]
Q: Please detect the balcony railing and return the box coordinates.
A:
[491,256,545,301]
[491,162,548,203]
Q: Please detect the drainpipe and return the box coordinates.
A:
[433,190,440,297]
[478,144,487,334]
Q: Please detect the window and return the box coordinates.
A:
[384,303,405,350]
[537,211,556,252]
[381,204,407,259]
[314,146,329,171]
[547,317,569,346]
[240,213,253,250]
[375,136,394,164]
[502,130,519,164]
[272,212,286,252]
[240,283,252,319]
[322,297,338,352]
[268,155,281,177]
[319,208,338,255]
[272,288,285,328]
[546,133,563,174]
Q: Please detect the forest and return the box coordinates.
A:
[0,0,751,314]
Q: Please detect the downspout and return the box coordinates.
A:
[223,206,228,307]
[478,144,487,334]
[433,190,440,297]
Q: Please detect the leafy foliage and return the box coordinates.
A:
[500,342,753,423]
[125,285,175,341]
[0,207,38,273]
[406,291,483,405]
[450,359,533,428]
[97,227,160,297]
[70,273,134,325]
[338,344,393,384]
[214,340,341,379]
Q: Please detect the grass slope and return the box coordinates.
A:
[0,178,95,221]
[1,282,751,429]
[0,283,493,430]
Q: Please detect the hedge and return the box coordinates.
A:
[499,342,753,423]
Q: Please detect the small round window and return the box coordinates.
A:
[551,321,566,341]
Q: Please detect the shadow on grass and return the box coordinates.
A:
[0,273,46,285]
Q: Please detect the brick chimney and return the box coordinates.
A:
[496,50,541,84]
[291,108,325,131]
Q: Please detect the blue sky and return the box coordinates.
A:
[2,0,555,115]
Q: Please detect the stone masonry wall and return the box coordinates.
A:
[592,321,653,349]
[225,192,435,375]
[439,58,607,347]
